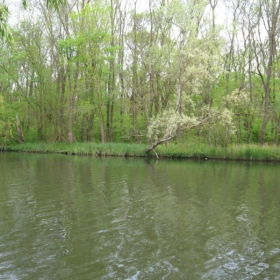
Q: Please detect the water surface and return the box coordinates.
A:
[1,153,280,279]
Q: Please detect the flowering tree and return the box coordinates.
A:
[223,89,258,143]
[146,106,235,152]
[145,15,236,153]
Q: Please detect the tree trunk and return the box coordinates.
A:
[16,114,25,143]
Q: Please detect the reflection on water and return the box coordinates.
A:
[1,153,280,279]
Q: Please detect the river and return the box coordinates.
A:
[0,152,280,279]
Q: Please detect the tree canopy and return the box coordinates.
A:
[0,0,65,40]
[0,0,280,149]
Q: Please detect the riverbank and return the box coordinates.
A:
[2,142,280,162]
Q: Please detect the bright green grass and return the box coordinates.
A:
[5,142,280,162]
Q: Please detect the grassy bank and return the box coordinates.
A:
[156,143,280,161]
[2,142,280,162]
[3,142,148,157]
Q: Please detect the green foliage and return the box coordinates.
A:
[1,0,66,41]
[1,0,280,148]
[7,142,148,157]
[0,95,14,144]
[0,5,11,42]
[45,0,66,10]
[22,0,66,9]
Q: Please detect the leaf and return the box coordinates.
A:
[46,0,66,10]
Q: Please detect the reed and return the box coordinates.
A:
[157,143,280,161]
[6,142,148,157]
[5,142,280,162]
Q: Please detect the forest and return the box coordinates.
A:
[0,0,280,149]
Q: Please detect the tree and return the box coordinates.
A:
[145,0,235,152]
[257,0,280,144]
[0,94,14,144]
[0,4,10,41]
[2,0,280,147]
[0,0,65,41]
[146,107,235,152]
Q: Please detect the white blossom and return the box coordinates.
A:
[148,107,236,142]
[223,89,250,109]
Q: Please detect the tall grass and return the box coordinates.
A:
[6,142,148,157]
[157,143,280,161]
[5,142,280,162]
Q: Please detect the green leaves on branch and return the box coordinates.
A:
[0,5,11,42]
[1,0,65,41]
[46,0,66,10]
[0,95,13,144]
[22,0,66,10]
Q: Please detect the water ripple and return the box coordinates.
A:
[1,154,280,279]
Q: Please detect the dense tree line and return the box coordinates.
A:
[0,0,280,147]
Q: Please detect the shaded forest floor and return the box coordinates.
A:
[2,142,280,162]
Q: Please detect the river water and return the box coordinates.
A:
[0,152,280,279]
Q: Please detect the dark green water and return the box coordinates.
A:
[1,153,280,279]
